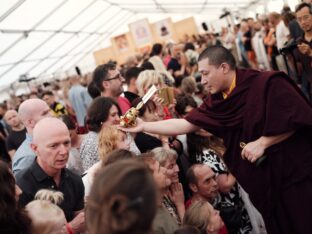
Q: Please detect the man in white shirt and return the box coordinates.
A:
[269,12,290,72]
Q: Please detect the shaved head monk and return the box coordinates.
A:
[122,45,312,233]
[12,99,51,175]
[16,118,85,233]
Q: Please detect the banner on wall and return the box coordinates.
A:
[113,34,129,53]
[129,19,153,47]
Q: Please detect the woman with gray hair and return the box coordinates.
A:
[151,147,185,225]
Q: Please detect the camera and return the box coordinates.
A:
[279,39,298,55]
[279,37,311,55]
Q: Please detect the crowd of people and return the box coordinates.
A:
[0,2,312,234]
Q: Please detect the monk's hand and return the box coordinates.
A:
[241,139,265,163]
[118,117,144,133]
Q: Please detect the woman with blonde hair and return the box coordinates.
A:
[26,189,68,234]
[136,70,167,97]
[136,70,176,127]
[98,125,130,160]
[183,200,225,234]
[83,126,130,197]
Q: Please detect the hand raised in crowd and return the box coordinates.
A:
[169,182,185,220]
[241,138,266,163]
[152,95,165,118]
[69,211,86,234]
[153,95,165,106]
[167,98,177,114]
[169,182,185,209]
[298,42,312,57]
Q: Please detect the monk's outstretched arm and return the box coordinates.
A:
[242,131,295,163]
[120,118,200,136]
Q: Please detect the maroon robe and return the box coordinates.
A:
[185,68,312,234]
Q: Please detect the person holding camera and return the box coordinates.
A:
[295,2,312,100]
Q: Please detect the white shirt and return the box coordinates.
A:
[252,31,270,70]
[275,20,290,50]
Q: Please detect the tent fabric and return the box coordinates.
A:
[0,0,256,91]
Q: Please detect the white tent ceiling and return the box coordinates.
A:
[0,0,262,93]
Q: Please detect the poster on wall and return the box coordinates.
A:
[129,19,153,47]
[113,34,129,53]
[154,18,172,40]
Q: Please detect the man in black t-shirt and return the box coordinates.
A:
[3,110,26,159]
[16,117,85,233]
[294,3,312,101]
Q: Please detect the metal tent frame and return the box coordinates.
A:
[0,0,260,93]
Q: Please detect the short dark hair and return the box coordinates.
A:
[186,164,201,187]
[131,98,157,117]
[150,43,163,57]
[295,2,312,14]
[184,42,195,52]
[103,149,136,167]
[86,96,120,132]
[40,90,53,98]
[198,45,236,70]
[87,80,101,99]
[92,62,116,92]
[125,67,142,85]
[140,61,155,71]
[283,12,296,26]
[175,94,197,116]
[59,115,76,130]
[0,102,8,110]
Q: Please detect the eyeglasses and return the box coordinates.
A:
[105,73,122,81]
[297,14,311,23]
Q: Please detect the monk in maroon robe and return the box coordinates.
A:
[121,45,312,234]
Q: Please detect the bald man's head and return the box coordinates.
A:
[18,99,51,133]
[31,118,71,174]
[4,109,22,128]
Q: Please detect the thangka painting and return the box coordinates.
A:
[129,19,153,47]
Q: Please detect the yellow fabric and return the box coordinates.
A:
[50,103,68,117]
[222,74,236,99]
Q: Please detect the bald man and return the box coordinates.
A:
[16,118,85,233]
[12,99,51,175]
[3,110,26,159]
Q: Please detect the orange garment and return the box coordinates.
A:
[264,29,275,57]
[222,74,236,99]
